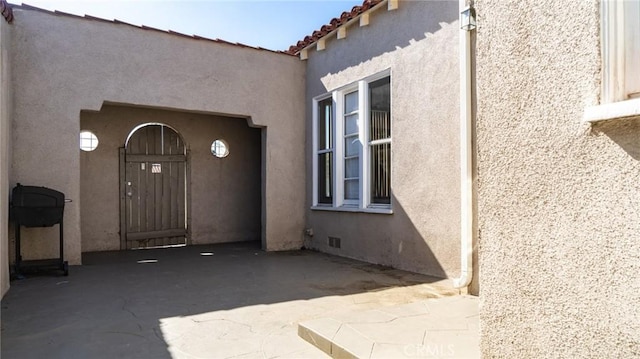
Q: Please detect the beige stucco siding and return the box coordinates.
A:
[476,0,639,356]
[9,9,305,265]
[80,105,261,252]
[0,18,12,296]
[304,0,461,279]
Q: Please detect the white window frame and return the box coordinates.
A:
[312,94,334,207]
[585,0,640,122]
[337,84,363,208]
[312,70,392,214]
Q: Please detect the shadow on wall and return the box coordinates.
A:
[389,195,452,279]
[307,194,452,280]
[1,242,449,358]
[593,117,640,161]
[80,104,262,252]
[311,0,459,76]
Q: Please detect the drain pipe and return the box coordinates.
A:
[453,0,475,289]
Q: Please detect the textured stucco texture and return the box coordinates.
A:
[80,105,261,252]
[476,0,639,357]
[305,0,462,280]
[0,18,11,297]
[8,9,305,267]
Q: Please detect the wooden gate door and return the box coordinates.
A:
[119,124,187,249]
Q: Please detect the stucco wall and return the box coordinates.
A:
[0,17,12,297]
[476,0,639,357]
[80,105,261,252]
[9,8,305,265]
[304,0,461,279]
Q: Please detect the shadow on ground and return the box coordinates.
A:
[1,242,453,358]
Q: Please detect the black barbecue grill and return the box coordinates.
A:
[10,183,69,277]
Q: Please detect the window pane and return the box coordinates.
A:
[345,157,359,178]
[318,98,333,150]
[624,0,640,98]
[370,111,390,141]
[318,152,333,204]
[369,76,391,205]
[370,143,391,204]
[345,91,358,113]
[345,135,360,157]
[345,179,359,200]
[344,89,360,203]
[210,139,229,158]
[79,131,99,152]
[345,114,358,135]
[369,77,391,141]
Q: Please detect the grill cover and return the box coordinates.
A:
[11,184,65,227]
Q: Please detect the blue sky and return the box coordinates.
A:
[8,0,363,51]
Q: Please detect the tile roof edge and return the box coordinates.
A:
[10,3,295,57]
[0,0,13,23]
[286,0,385,56]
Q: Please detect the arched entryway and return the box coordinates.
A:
[119,123,188,249]
[80,104,262,253]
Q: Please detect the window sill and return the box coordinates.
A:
[584,98,640,123]
[311,205,393,215]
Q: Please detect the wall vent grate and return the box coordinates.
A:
[328,236,341,248]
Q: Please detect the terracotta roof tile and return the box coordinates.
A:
[287,0,383,55]
[11,3,292,56]
[0,0,13,23]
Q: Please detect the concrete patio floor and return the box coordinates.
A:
[1,241,477,358]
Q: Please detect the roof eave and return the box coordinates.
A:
[288,0,390,58]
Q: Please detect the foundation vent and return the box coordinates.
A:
[328,236,341,249]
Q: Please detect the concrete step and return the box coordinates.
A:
[298,295,479,359]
